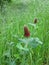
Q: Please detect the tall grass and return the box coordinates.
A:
[0,0,49,65]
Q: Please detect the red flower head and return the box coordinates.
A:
[24,25,30,37]
[34,18,37,24]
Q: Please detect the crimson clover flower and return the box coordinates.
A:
[34,18,37,24]
[24,25,30,37]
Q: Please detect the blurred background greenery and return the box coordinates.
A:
[0,0,49,65]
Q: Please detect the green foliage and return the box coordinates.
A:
[0,0,11,5]
[0,0,49,65]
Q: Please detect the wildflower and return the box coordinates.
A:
[34,18,37,24]
[24,25,30,37]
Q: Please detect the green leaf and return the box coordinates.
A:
[18,37,43,48]
[16,43,29,51]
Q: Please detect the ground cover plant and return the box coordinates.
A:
[0,0,49,65]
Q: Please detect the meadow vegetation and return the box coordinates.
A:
[0,0,49,65]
